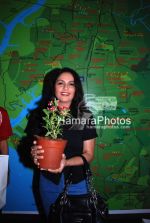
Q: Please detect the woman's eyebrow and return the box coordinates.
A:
[56,79,74,83]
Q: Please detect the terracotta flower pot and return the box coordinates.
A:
[36,136,67,170]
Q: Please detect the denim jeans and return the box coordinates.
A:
[39,173,88,217]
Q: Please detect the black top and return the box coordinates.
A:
[26,109,98,184]
[41,122,98,184]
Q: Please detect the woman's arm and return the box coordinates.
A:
[31,138,96,173]
[65,138,96,166]
[47,138,96,173]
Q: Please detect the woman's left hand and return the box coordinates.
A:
[41,154,66,173]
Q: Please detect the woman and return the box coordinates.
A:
[31,67,98,219]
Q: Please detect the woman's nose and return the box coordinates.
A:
[63,83,69,89]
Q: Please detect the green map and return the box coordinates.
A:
[0,0,150,212]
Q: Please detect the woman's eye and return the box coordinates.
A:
[57,81,63,85]
[69,82,75,86]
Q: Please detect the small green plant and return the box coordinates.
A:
[42,98,71,139]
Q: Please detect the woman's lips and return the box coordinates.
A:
[61,92,69,96]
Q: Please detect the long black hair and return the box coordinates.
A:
[40,67,84,112]
[25,67,84,135]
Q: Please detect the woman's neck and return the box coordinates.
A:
[58,101,71,109]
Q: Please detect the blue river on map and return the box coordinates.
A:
[0,0,45,126]
[10,91,41,128]
[0,0,46,55]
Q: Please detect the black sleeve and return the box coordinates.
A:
[82,116,98,140]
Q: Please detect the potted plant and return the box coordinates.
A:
[36,98,71,170]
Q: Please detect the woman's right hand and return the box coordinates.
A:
[31,141,44,166]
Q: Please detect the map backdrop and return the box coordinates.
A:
[0,0,150,213]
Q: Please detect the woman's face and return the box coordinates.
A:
[54,72,76,107]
